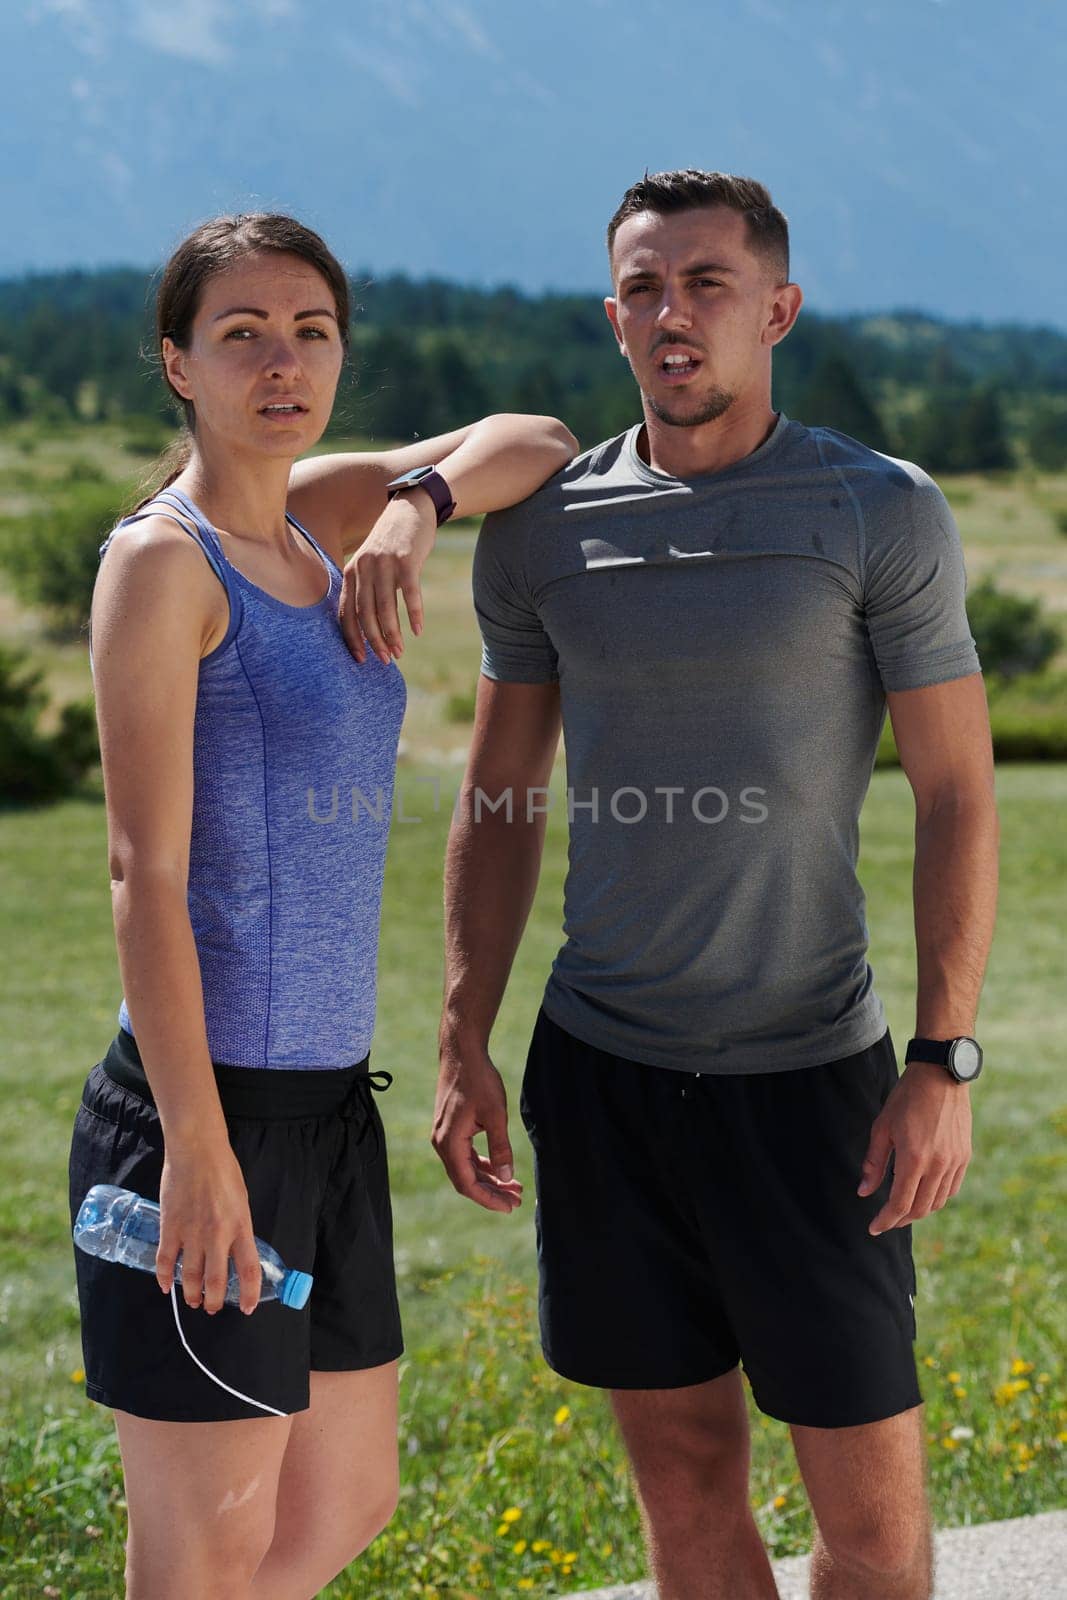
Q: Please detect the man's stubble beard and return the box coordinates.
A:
[646,382,737,429]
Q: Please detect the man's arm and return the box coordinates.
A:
[433,678,563,1213]
[859,671,999,1235]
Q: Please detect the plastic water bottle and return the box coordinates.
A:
[73,1183,313,1310]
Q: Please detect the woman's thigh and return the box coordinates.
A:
[114,1408,292,1598]
[249,1361,401,1598]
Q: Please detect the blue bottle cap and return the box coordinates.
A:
[280,1269,313,1310]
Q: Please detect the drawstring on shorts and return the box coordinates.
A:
[338,1069,393,1159]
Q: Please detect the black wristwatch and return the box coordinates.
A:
[386,465,456,526]
[904,1036,984,1084]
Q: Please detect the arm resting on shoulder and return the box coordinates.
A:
[288,413,578,559]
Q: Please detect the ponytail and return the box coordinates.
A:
[123,428,195,516]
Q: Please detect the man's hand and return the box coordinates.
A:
[339,488,436,664]
[432,1039,524,1214]
[858,1060,972,1236]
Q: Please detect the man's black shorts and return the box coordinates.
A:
[519,1005,923,1430]
[68,1028,404,1422]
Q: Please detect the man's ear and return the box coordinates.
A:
[604,295,626,355]
[161,336,195,402]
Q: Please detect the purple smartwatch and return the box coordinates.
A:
[385,465,457,526]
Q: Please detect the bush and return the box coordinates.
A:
[0,481,124,637]
[0,645,99,805]
[965,576,1062,681]
[444,689,478,724]
[875,668,1067,766]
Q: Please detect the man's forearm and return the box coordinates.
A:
[440,791,549,1050]
[912,794,999,1037]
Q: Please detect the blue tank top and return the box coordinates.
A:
[93,486,407,1069]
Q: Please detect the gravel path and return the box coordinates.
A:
[561,1508,1067,1599]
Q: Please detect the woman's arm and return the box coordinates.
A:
[90,523,264,1316]
[287,413,578,559]
[289,413,578,664]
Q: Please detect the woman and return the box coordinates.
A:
[67,211,575,1600]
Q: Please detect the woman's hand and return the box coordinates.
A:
[156,1135,263,1316]
[340,487,437,664]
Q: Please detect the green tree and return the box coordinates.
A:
[1026,399,1067,471]
[0,480,123,637]
[797,353,890,452]
[422,336,490,434]
[956,385,1013,471]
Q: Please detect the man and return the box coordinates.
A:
[432,170,998,1600]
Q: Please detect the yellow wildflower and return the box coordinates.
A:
[502,1507,522,1524]
[70,1368,85,1383]
[513,1540,527,1555]
[554,1404,571,1426]
[941,1437,959,1450]
[518,1582,534,1592]
[947,1371,961,1384]
[954,1386,967,1399]
[1011,1359,1034,1376]
[773,1494,787,1509]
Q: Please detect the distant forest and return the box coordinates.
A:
[2,268,1067,470]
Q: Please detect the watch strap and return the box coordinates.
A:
[905,1037,952,1065]
[386,466,456,526]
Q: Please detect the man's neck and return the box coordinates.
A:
[637,397,779,480]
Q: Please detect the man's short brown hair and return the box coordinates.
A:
[607,169,790,284]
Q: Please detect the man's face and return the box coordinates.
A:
[605,206,786,429]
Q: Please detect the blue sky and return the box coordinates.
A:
[9,0,1063,327]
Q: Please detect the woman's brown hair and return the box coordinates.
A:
[130,213,350,512]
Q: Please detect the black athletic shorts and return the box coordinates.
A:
[519,1005,923,1430]
[68,1028,404,1422]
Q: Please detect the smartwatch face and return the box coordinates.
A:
[950,1038,983,1080]
[391,467,433,489]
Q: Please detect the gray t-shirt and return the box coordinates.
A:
[472,411,981,1075]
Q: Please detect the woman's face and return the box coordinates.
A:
[162,250,345,461]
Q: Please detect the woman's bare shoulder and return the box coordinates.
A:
[94,510,229,655]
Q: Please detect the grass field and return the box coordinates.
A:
[1,427,1065,1597]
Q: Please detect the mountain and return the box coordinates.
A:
[7,0,1065,328]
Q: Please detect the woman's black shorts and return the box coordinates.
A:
[519,1006,923,1430]
[68,1028,404,1422]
